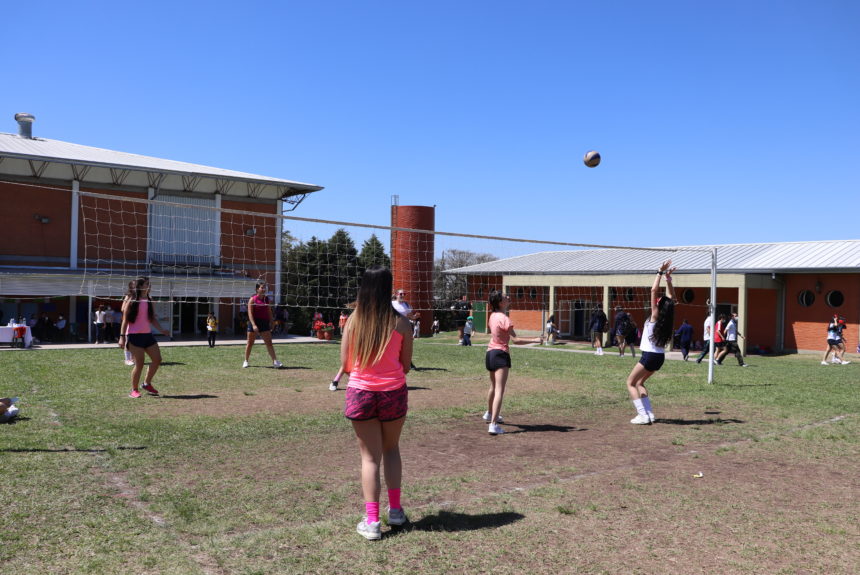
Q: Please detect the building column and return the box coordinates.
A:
[70,180,80,269]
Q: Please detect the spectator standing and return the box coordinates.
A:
[695,312,714,364]
[452,295,472,345]
[206,312,218,348]
[93,306,106,344]
[589,306,608,355]
[463,316,474,346]
[674,319,694,360]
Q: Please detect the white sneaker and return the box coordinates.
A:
[356,518,381,540]
[242,360,249,368]
[488,422,505,435]
[647,412,656,423]
[482,411,503,423]
[387,507,407,526]
[329,381,338,391]
[821,361,829,365]
[273,360,283,368]
[124,359,135,366]
[630,414,652,425]
[840,360,851,365]
[831,358,841,364]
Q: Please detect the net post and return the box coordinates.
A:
[708,247,717,384]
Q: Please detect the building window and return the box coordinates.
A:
[477,286,484,298]
[516,287,524,299]
[826,290,844,308]
[624,288,635,302]
[798,290,815,307]
[529,288,538,299]
[682,289,695,304]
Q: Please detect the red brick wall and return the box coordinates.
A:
[784,274,858,352]
[221,200,279,286]
[746,288,777,350]
[79,187,148,269]
[509,309,543,332]
[0,181,73,265]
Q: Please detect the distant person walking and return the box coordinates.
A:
[674,319,694,360]
[243,283,283,369]
[589,305,608,355]
[625,261,676,425]
[452,295,472,345]
[463,316,474,346]
[118,277,170,398]
[341,266,413,541]
[716,313,748,367]
[695,310,713,364]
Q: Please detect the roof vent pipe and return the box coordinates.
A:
[14,113,35,139]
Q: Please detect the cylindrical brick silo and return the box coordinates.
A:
[391,205,435,336]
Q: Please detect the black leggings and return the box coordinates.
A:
[207,331,217,347]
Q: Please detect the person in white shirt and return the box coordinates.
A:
[716,313,748,366]
[695,308,713,364]
[392,290,419,370]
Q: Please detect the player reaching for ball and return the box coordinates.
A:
[484,290,543,435]
[625,260,676,424]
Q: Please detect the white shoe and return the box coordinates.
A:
[840,360,851,365]
[329,381,338,391]
[647,412,656,423]
[273,360,283,368]
[831,358,841,364]
[630,414,652,425]
[488,422,505,435]
[387,507,407,526]
[124,360,135,366]
[242,360,249,368]
[482,411,503,423]
[356,518,381,540]
[821,361,829,365]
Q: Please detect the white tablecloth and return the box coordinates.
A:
[0,326,33,348]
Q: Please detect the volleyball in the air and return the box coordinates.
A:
[583,150,601,168]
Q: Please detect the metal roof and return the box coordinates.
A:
[0,131,323,202]
[449,240,860,275]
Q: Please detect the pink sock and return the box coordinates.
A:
[388,488,401,510]
[365,501,379,523]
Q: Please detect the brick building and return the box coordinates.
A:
[0,113,323,340]
[450,241,859,354]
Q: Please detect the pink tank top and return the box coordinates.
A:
[127,300,152,334]
[251,294,270,320]
[347,330,406,392]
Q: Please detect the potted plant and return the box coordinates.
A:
[323,322,335,340]
[313,320,326,339]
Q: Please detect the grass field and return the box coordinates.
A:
[1,335,858,574]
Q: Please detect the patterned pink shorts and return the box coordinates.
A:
[344,385,408,422]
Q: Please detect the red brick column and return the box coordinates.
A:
[391,205,435,335]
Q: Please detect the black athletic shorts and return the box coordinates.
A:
[485,349,512,371]
[638,351,665,372]
[714,341,726,349]
[827,338,841,346]
[248,318,271,333]
[127,333,158,349]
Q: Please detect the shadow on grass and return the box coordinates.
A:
[412,367,449,372]
[504,423,585,434]
[394,510,525,534]
[406,386,431,391]
[0,445,146,453]
[161,394,218,400]
[657,418,744,425]
[718,383,776,388]
[0,416,31,425]
[158,361,186,366]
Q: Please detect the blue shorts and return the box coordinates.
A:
[248,319,271,333]
[638,351,665,372]
[486,349,512,371]
[127,333,158,349]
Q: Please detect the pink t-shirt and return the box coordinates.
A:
[487,312,514,353]
[127,300,152,334]
[347,330,406,392]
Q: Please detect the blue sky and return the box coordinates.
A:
[4,0,859,255]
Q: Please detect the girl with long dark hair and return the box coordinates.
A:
[484,290,543,435]
[626,260,676,424]
[243,282,282,369]
[118,277,170,398]
[341,266,413,540]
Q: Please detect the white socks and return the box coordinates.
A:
[632,398,647,417]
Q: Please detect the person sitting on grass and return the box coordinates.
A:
[0,397,20,423]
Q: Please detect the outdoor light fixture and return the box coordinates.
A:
[33,214,50,224]
[245,227,257,237]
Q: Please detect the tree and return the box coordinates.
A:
[358,234,391,272]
